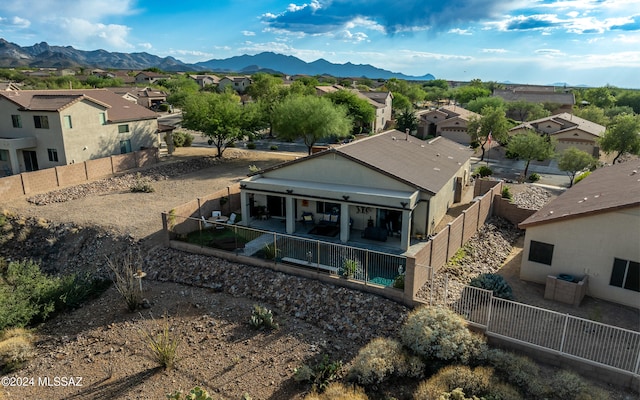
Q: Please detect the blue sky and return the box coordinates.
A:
[1,0,639,88]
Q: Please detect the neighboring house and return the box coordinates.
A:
[217,76,252,93]
[493,88,575,116]
[416,105,480,144]
[315,85,392,133]
[238,130,472,251]
[0,82,21,91]
[189,74,220,89]
[0,89,159,175]
[518,161,640,308]
[106,87,168,109]
[134,71,170,84]
[509,113,605,158]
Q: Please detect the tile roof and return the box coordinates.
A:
[493,89,575,105]
[336,130,472,194]
[0,89,158,122]
[519,161,640,228]
[510,112,605,137]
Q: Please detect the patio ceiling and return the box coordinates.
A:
[243,176,420,210]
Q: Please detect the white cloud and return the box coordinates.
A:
[335,30,368,43]
[138,42,152,50]
[613,33,640,44]
[242,31,256,36]
[449,28,472,35]
[60,18,132,49]
[534,48,565,56]
[482,48,507,53]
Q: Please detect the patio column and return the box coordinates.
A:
[340,203,350,243]
[7,148,20,174]
[285,196,295,234]
[400,209,411,251]
[239,191,250,226]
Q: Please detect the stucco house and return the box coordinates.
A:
[107,87,168,109]
[238,130,472,252]
[493,87,575,116]
[217,76,252,93]
[134,71,170,84]
[416,105,480,144]
[0,89,159,175]
[189,74,220,89]
[509,113,605,158]
[518,161,640,308]
[315,85,393,133]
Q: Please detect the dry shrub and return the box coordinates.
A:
[486,349,546,397]
[400,306,486,364]
[549,370,610,400]
[414,365,494,400]
[304,382,368,400]
[0,327,34,342]
[106,251,143,312]
[0,334,34,373]
[139,313,180,370]
[349,337,424,385]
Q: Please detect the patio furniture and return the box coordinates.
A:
[227,213,238,225]
[209,211,227,229]
[319,213,339,226]
[200,216,214,229]
[301,212,314,225]
[362,226,388,242]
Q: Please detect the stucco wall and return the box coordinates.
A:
[520,208,640,308]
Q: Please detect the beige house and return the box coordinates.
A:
[519,161,640,308]
[134,71,170,84]
[189,74,220,89]
[0,89,159,175]
[218,76,252,93]
[107,87,168,109]
[416,105,480,144]
[315,85,393,133]
[493,88,575,115]
[238,130,472,252]
[509,113,605,158]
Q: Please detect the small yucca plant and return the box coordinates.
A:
[140,313,180,369]
[249,305,279,331]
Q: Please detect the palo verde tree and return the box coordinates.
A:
[467,106,510,161]
[599,113,640,164]
[181,91,244,157]
[507,130,556,178]
[557,147,596,187]
[272,95,352,154]
[324,89,375,134]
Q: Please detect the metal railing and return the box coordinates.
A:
[450,285,640,375]
[170,215,406,287]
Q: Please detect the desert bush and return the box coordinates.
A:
[262,244,280,260]
[294,354,343,392]
[0,332,34,373]
[139,313,180,370]
[248,164,260,173]
[167,386,213,400]
[392,274,405,289]
[130,172,155,193]
[106,251,144,312]
[349,337,424,385]
[304,382,368,400]
[169,130,194,147]
[414,365,520,400]
[501,186,512,201]
[573,170,590,184]
[548,370,609,400]
[247,142,257,149]
[528,173,541,182]
[474,166,493,178]
[249,304,279,331]
[400,306,487,365]
[485,349,546,398]
[270,145,279,150]
[469,273,514,300]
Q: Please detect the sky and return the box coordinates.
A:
[0,0,639,88]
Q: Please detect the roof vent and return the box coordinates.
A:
[392,136,396,140]
[434,167,440,171]
[631,170,638,175]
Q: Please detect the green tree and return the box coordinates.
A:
[453,85,491,106]
[182,92,244,157]
[162,75,200,108]
[574,105,609,126]
[557,147,596,187]
[247,73,287,136]
[584,87,616,108]
[467,106,510,161]
[325,89,375,134]
[616,90,640,114]
[392,92,412,111]
[599,114,640,164]
[395,108,419,135]
[422,79,450,90]
[465,97,506,114]
[507,131,555,177]
[272,95,352,154]
[507,100,550,121]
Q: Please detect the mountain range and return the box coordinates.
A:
[0,39,435,80]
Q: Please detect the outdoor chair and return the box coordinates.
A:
[227,213,237,225]
[301,212,314,225]
[200,216,214,229]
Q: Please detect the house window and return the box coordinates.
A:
[118,124,130,133]
[47,148,59,162]
[11,115,22,128]
[316,201,340,214]
[99,113,106,125]
[63,115,72,129]
[610,258,640,292]
[0,149,8,161]
[120,139,132,154]
[528,240,554,265]
[33,115,49,129]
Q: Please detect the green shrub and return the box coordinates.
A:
[528,173,540,182]
[548,370,609,400]
[247,142,257,149]
[249,304,279,331]
[130,172,155,193]
[399,306,487,364]
[341,258,362,279]
[469,141,480,149]
[485,349,546,398]
[393,274,405,289]
[474,166,493,177]
[469,273,514,300]
[304,383,368,400]
[414,365,495,400]
[573,170,591,184]
[294,355,343,392]
[158,103,170,112]
[262,244,280,260]
[349,337,424,385]
[226,141,236,148]
[139,313,180,370]
[168,131,194,148]
[501,186,512,201]
[269,145,279,150]
[167,386,213,400]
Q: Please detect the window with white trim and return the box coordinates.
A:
[11,114,22,128]
[33,115,49,129]
[118,124,130,133]
[47,148,59,162]
[610,258,639,292]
